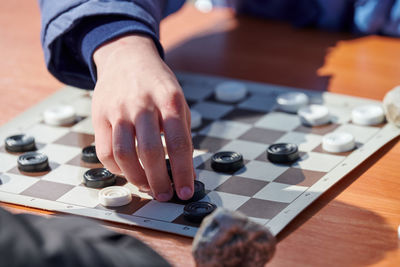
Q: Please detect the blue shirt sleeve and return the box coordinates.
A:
[38,0,185,89]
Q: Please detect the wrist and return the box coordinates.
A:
[93,34,158,76]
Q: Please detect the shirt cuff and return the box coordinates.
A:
[81,18,164,83]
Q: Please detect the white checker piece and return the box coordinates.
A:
[38,143,81,164]
[220,140,267,160]
[72,117,94,135]
[57,186,100,208]
[25,124,69,143]
[276,132,322,152]
[293,152,345,172]
[236,161,289,182]
[195,170,231,190]
[191,101,233,120]
[201,191,250,211]
[134,201,183,222]
[0,152,18,172]
[255,112,301,131]
[334,124,380,143]
[0,173,38,194]
[238,94,277,113]
[42,165,89,186]
[254,182,308,203]
[199,120,252,139]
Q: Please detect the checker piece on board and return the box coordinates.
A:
[84,168,116,188]
[351,105,385,126]
[184,201,217,223]
[99,186,132,207]
[18,152,49,172]
[215,81,248,103]
[211,151,244,173]
[298,105,331,126]
[5,134,36,152]
[267,143,299,164]
[43,105,76,126]
[276,92,309,113]
[81,145,100,163]
[172,180,206,203]
[322,132,355,153]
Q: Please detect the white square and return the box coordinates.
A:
[329,106,351,124]
[236,161,289,181]
[333,124,380,143]
[292,152,345,172]
[0,153,18,172]
[255,112,301,131]
[0,173,39,194]
[220,140,267,160]
[38,144,81,164]
[276,132,322,152]
[238,94,276,112]
[57,186,99,208]
[253,182,308,203]
[201,191,250,210]
[26,124,70,144]
[196,169,231,190]
[42,165,89,186]
[193,150,212,168]
[192,101,233,120]
[72,117,94,135]
[199,120,251,139]
[134,200,183,222]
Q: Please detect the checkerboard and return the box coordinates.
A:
[0,72,399,237]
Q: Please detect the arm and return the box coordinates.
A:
[0,207,170,267]
[38,0,195,202]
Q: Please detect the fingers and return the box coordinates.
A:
[112,120,148,190]
[135,110,172,202]
[160,92,195,200]
[93,119,121,174]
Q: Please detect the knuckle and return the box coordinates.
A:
[138,141,163,161]
[168,135,191,154]
[162,90,185,116]
[96,146,114,163]
[113,145,133,160]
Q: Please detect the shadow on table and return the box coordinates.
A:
[165,14,356,92]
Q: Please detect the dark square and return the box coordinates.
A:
[186,100,196,107]
[274,168,325,187]
[54,132,94,148]
[222,108,265,124]
[20,180,74,201]
[215,176,268,197]
[239,127,286,144]
[237,198,288,219]
[192,135,231,152]
[7,161,60,177]
[96,196,151,215]
[294,123,340,135]
[66,154,104,169]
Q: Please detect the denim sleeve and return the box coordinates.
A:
[38,0,185,89]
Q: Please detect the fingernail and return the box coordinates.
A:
[179,186,193,200]
[157,192,172,202]
[139,185,150,192]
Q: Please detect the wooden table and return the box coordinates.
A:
[1,2,399,266]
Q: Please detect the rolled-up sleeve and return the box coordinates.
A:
[38,0,185,89]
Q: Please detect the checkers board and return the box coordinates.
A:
[0,72,399,237]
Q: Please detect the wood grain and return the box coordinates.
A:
[1,2,399,266]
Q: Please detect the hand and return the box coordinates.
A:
[92,35,194,201]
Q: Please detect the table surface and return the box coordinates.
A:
[1,1,399,266]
